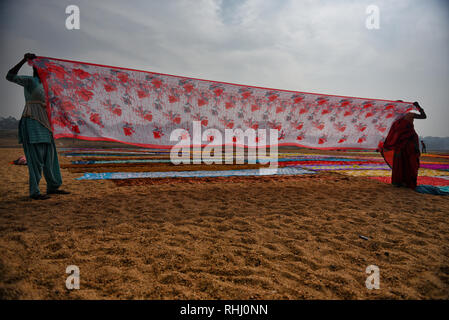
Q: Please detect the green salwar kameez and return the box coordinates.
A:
[7,71,62,197]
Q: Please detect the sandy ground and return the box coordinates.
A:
[0,143,449,300]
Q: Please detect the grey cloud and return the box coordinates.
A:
[0,0,448,136]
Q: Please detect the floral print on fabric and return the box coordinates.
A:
[33,57,416,149]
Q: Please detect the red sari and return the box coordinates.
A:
[381,117,420,189]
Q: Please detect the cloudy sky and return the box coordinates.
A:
[1,0,448,136]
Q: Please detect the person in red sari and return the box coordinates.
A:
[381,102,427,189]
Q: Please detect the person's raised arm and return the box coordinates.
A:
[413,101,427,119]
[6,53,36,84]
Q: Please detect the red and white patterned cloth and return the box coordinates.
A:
[33,57,416,149]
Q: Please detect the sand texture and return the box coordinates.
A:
[1,145,449,300]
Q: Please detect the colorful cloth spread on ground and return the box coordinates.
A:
[32,57,416,149]
[60,148,449,188]
[76,167,316,180]
[70,157,372,165]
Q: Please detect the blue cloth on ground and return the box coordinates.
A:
[76,167,316,180]
[415,185,449,195]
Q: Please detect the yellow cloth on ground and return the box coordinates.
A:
[336,169,449,177]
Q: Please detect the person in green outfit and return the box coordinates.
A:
[6,53,70,200]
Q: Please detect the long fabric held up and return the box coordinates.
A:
[32,57,416,149]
